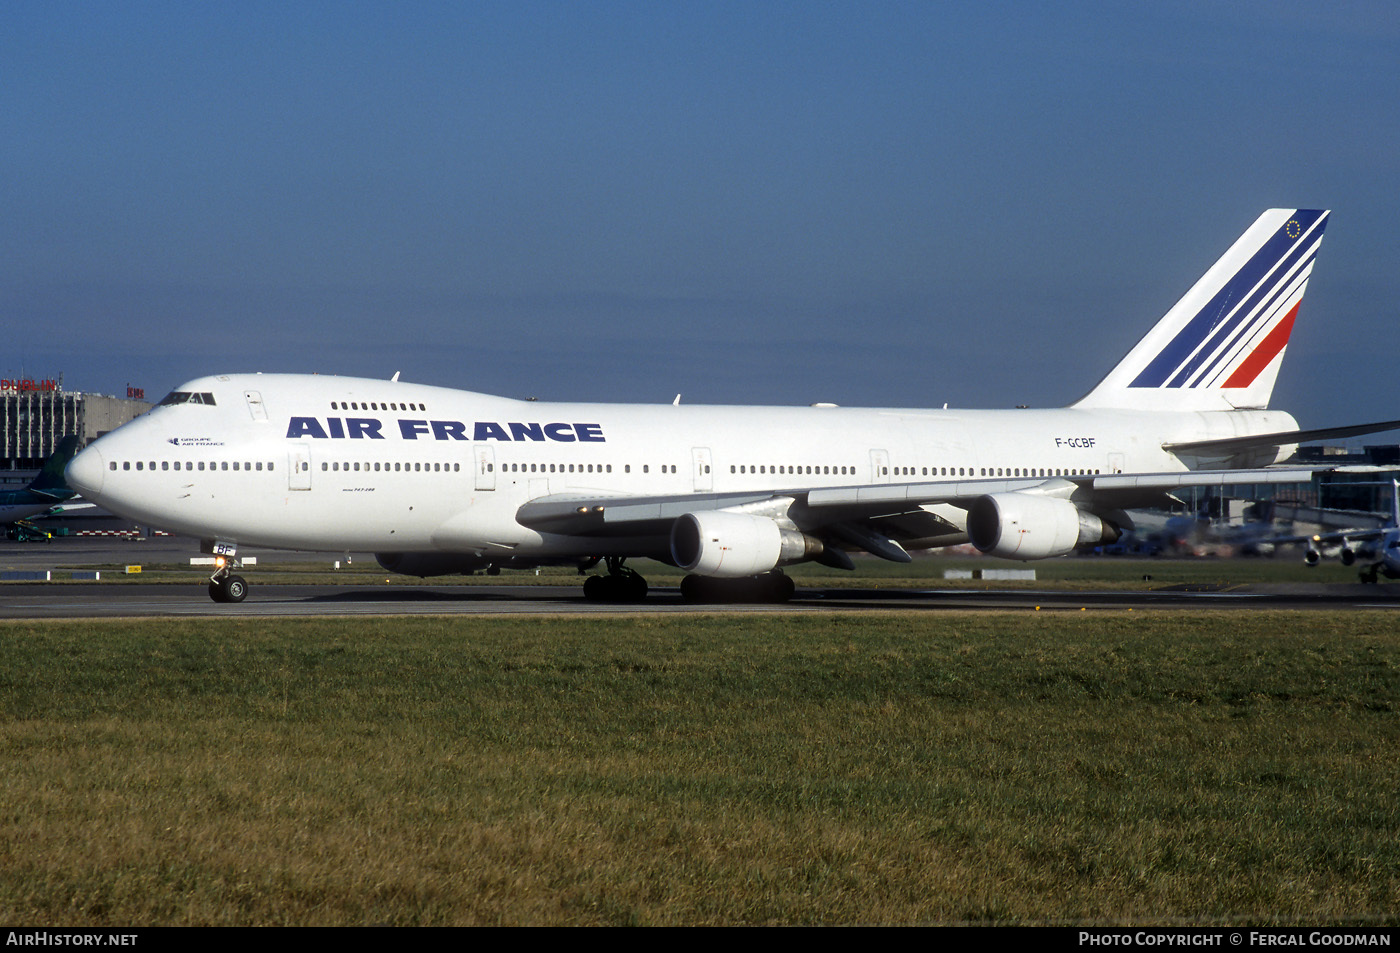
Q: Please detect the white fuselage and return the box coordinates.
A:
[64,373,1299,560]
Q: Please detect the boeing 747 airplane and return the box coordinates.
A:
[64,209,1400,602]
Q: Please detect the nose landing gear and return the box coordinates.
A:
[209,571,249,603]
[205,546,249,603]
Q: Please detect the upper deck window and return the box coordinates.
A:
[158,391,217,406]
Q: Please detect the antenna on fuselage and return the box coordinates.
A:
[673,394,681,405]
[390,371,401,382]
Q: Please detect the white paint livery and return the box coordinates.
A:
[62,209,1395,602]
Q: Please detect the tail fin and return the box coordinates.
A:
[28,435,81,499]
[1073,209,1329,412]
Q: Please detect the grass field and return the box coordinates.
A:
[1,611,1396,925]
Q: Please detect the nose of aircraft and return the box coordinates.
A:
[65,445,105,499]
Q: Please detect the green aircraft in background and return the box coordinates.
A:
[1,436,83,525]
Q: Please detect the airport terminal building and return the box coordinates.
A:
[1,378,150,474]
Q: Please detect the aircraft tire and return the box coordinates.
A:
[222,575,249,603]
[583,573,647,602]
[208,581,227,603]
[622,571,648,602]
[583,575,605,600]
[682,572,793,604]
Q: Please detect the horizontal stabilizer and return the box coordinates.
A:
[1163,418,1400,455]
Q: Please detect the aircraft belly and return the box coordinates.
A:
[101,477,455,551]
[431,501,537,553]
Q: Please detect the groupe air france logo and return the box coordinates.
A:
[285,415,606,443]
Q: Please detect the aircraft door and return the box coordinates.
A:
[244,390,268,422]
[1108,452,1125,474]
[474,445,496,491]
[289,445,311,490]
[692,447,713,492]
[870,449,891,484]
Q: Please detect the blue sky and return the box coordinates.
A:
[4,1,1398,429]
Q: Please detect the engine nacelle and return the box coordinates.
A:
[1304,547,1321,567]
[376,552,492,577]
[670,511,823,578]
[967,492,1119,560]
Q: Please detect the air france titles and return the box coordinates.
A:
[285,417,605,443]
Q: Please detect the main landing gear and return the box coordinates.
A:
[680,570,795,604]
[580,560,798,604]
[208,556,248,603]
[1358,563,1392,585]
[582,556,649,602]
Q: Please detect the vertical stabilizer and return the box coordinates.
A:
[1073,209,1329,412]
[28,435,81,499]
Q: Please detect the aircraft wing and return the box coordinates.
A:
[1269,528,1388,547]
[515,467,1319,543]
[42,501,96,515]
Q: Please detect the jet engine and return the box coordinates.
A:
[967,492,1120,560]
[375,552,493,577]
[670,511,825,578]
[1304,547,1321,567]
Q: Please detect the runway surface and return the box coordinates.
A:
[3,581,1399,619]
[3,537,1398,618]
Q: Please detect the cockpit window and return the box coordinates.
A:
[158,391,217,406]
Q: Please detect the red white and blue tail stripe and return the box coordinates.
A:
[1073,209,1328,412]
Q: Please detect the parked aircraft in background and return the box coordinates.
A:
[63,209,1400,602]
[0,436,82,525]
[1289,480,1400,583]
